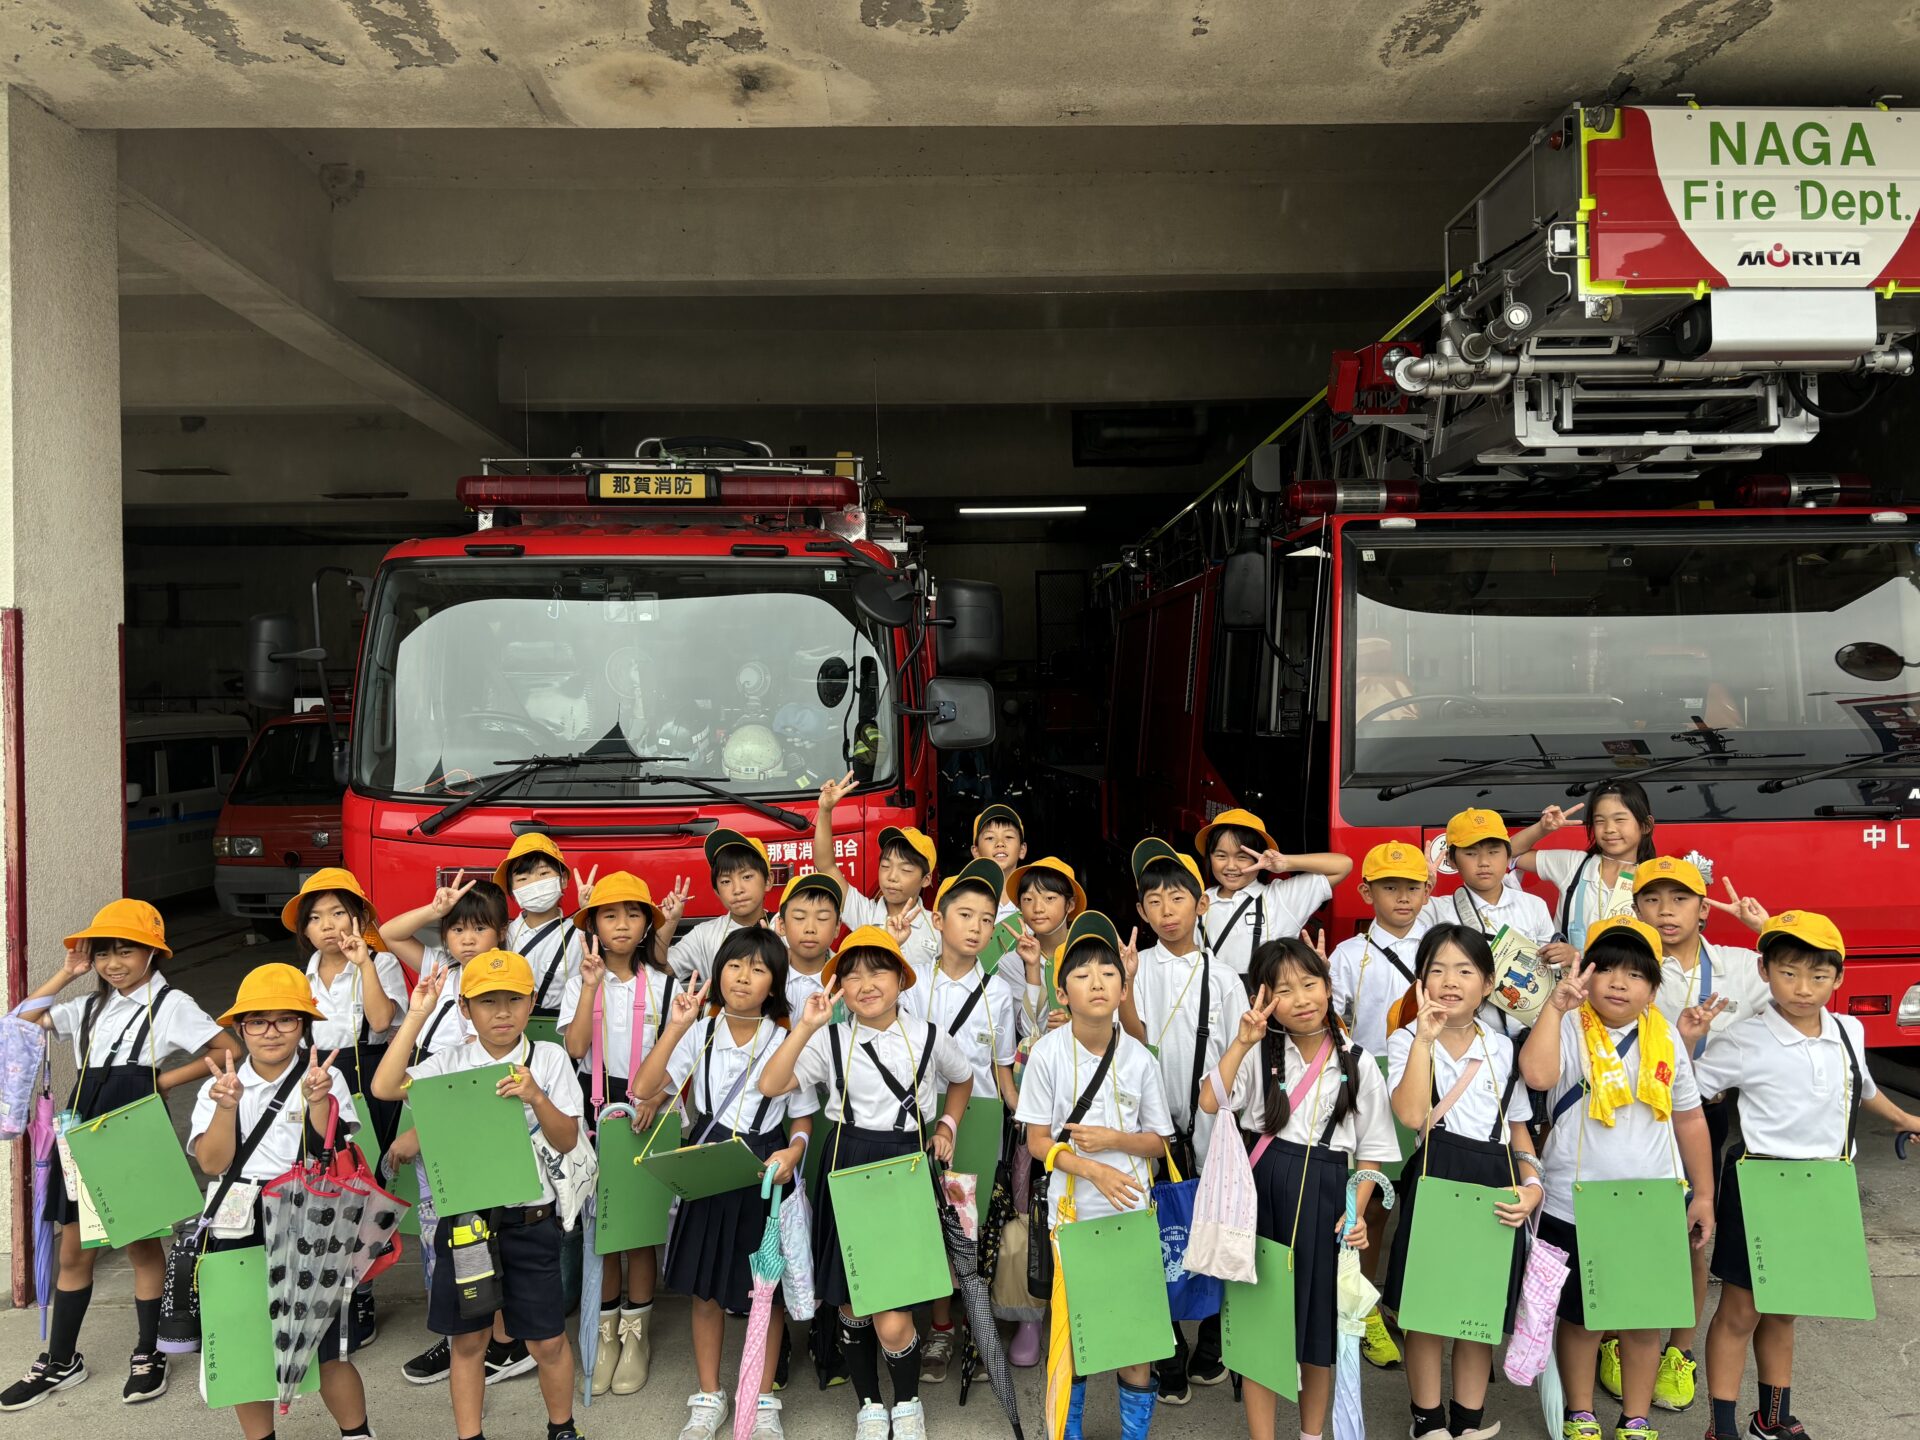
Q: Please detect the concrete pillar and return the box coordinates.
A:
[0,88,123,1298]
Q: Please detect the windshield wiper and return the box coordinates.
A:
[1565,749,1800,796]
[1376,753,1574,802]
[416,754,674,835]
[626,773,810,832]
[1758,749,1920,794]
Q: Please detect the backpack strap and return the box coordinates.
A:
[1316,1044,1359,1147]
[1204,894,1260,963]
[859,1021,940,1131]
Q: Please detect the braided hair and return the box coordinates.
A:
[1247,936,1360,1137]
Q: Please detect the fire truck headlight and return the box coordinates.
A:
[215,836,263,859]
[1899,983,1920,1028]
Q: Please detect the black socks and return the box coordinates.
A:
[1712,1398,1739,1436]
[133,1296,160,1355]
[1759,1384,1792,1425]
[47,1285,91,1366]
[1412,1402,1448,1435]
[1450,1401,1486,1436]
[882,1334,922,1406]
[547,1421,575,1440]
[839,1315,882,1406]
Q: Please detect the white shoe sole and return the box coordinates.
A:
[122,1371,168,1405]
[485,1353,538,1385]
[0,1364,88,1412]
[401,1357,451,1386]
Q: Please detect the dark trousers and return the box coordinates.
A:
[1156,1311,1222,1389]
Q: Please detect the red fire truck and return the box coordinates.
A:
[248,439,1000,934]
[1101,104,1920,1046]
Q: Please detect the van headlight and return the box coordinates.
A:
[214,836,263,858]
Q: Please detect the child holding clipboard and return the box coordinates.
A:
[629,926,813,1440]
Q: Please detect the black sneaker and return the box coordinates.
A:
[350,1288,378,1352]
[548,1425,584,1440]
[484,1337,535,1384]
[1189,1354,1228,1387]
[1157,1380,1193,1407]
[122,1351,167,1404]
[0,1353,87,1411]
[1748,1416,1811,1440]
[402,1338,451,1385]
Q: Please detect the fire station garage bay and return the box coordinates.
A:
[5,4,1920,1436]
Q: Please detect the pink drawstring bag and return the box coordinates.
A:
[1505,1216,1570,1384]
[1181,1071,1259,1284]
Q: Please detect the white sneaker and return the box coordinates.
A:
[749,1394,786,1440]
[854,1400,892,1440]
[891,1397,928,1440]
[677,1389,728,1440]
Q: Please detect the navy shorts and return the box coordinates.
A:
[427,1206,566,1341]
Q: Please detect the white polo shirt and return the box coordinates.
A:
[1328,927,1420,1056]
[507,913,581,1012]
[1414,885,1556,950]
[1692,1007,1875,1159]
[1654,940,1768,1040]
[556,964,678,1081]
[1385,1024,1532,1142]
[50,971,221,1070]
[412,947,473,1056]
[839,888,940,979]
[1513,849,1636,950]
[786,963,829,1019]
[789,1017,973,1131]
[406,1037,583,1207]
[305,950,411,1051]
[1015,1024,1172,1226]
[666,1015,819,1138]
[189,1059,358,1183]
[1201,873,1334,977]
[1536,1010,1703,1223]
[1223,1035,1401,1165]
[900,960,1018,1098]
[1130,941,1250,1161]
[669,913,761,982]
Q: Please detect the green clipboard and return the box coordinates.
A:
[1222,1235,1297,1400]
[827,1151,948,1315]
[524,1015,563,1050]
[596,1109,680,1253]
[1739,1158,1875,1319]
[198,1247,321,1408]
[641,1135,766,1201]
[63,1093,203,1248]
[1054,1205,1175,1374]
[408,1063,542,1214]
[950,1096,1005,1228]
[1375,1056,1417,1181]
[1396,1178,1518,1344]
[1573,1180,1695,1330]
[979,915,1025,978]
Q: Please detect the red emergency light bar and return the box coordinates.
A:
[1287,480,1421,517]
[455,473,859,512]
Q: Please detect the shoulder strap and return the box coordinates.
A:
[1054,1026,1119,1142]
[1371,930,1416,984]
[1557,852,1596,941]
[526,918,574,1010]
[859,1023,939,1131]
[1491,1052,1524,1144]
[1316,1044,1359,1146]
[412,995,456,1065]
[1182,954,1212,1136]
[1453,888,1487,934]
[1836,1019,1864,1157]
[945,979,988,1037]
[694,1018,764,1142]
[1550,1027,1638,1123]
[1205,894,1258,956]
[203,1061,305,1224]
[120,984,173,1066]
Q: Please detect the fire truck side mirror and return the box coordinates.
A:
[922,676,997,750]
[1220,550,1268,632]
[1835,641,1912,683]
[933,579,1003,674]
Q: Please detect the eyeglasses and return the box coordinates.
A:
[239,1015,304,1036]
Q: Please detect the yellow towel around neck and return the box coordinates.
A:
[1578,1002,1675,1126]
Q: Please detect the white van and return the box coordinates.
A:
[126,713,252,902]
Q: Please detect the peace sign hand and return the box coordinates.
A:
[1678,993,1730,1049]
[1254,847,1290,875]
[1704,878,1767,934]
[338,928,372,969]
[409,960,448,1016]
[1119,927,1141,981]
[818,769,858,812]
[885,902,922,946]
[573,866,599,909]
[1538,801,1585,833]
[205,1050,242,1109]
[668,978,709,1030]
[799,980,839,1032]
[658,875,692,927]
[1548,960,1595,1014]
[1306,927,1329,963]
[1236,985,1280,1047]
[1015,930,1044,983]
[579,936,606,991]
[428,872,477,919]
[304,1048,341,1103]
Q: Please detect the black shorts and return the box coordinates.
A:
[1537,1211,1593,1328]
[427,1207,566,1341]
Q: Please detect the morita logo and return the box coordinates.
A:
[1737,243,1863,268]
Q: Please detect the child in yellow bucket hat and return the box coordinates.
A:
[1414,809,1555,1040]
[4,901,242,1411]
[1193,807,1353,984]
[188,963,370,1440]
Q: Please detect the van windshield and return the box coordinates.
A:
[229,724,342,806]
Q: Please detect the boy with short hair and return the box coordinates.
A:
[902,858,1019,1382]
[971,805,1027,923]
[776,870,846,1016]
[370,949,586,1440]
[1696,912,1920,1440]
[667,829,773,981]
[1194,807,1353,982]
[1002,858,1086,1039]
[1414,809,1554,1037]
[815,773,939,976]
[1123,838,1248,1403]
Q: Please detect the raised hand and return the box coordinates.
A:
[1254,847,1290,875]
[818,769,858,812]
[658,875,692,928]
[573,865,599,909]
[1704,877,1767,934]
[338,928,372,969]
[1415,996,1449,1043]
[1307,927,1328,962]
[61,941,93,979]
[799,980,839,1031]
[1015,930,1044,983]
[1119,927,1141,981]
[579,936,606,991]
[1548,959,1595,1015]
[885,901,922,946]
[668,978,710,1029]
[304,1048,341,1104]
[1537,801,1584,833]
[1677,993,1730,1049]
[1541,940,1580,970]
[1236,985,1278,1047]
[205,1050,242,1109]
[427,871,478,919]
[408,960,448,1016]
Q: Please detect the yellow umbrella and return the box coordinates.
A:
[1043,1183,1076,1440]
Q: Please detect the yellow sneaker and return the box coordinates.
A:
[1596,1337,1624,1399]
[1651,1346,1695,1411]
[1360,1309,1401,1369]
[1562,1416,1602,1440]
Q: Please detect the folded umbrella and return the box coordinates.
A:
[577,1189,603,1409]
[733,1171,786,1440]
[1334,1169,1395,1440]
[29,1091,55,1338]
[935,1159,1023,1439]
[1042,1183,1075,1440]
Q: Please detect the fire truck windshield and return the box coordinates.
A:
[1344,524,1920,808]
[351,559,894,801]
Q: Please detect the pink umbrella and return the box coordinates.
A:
[733,1171,786,1440]
[29,1091,54,1337]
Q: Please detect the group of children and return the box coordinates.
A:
[6,779,1915,1440]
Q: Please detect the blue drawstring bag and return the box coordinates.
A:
[1155,1164,1222,1322]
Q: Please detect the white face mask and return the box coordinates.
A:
[514,876,565,915]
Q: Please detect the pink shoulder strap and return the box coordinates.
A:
[1248,1036,1334,1169]
[589,969,652,1113]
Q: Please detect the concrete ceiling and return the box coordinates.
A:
[5,1,1913,130]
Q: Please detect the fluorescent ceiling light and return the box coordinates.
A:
[957,504,1088,516]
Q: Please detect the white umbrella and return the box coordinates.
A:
[1334,1169,1395,1440]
